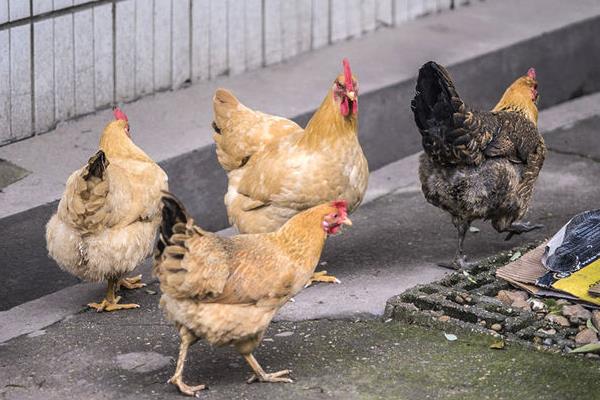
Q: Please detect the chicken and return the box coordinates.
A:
[154,193,352,396]
[46,108,168,311]
[412,62,546,269]
[212,58,368,284]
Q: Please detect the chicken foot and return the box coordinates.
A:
[305,270,341,287]
[438,221,478,270]
[168,326,206,397]
[117,274,147,290]
[504,221,544,241]
[244,354,293,384]
[88,278,141,312]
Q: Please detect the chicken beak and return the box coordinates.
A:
[346,91,356,102]
[341,216,352,226]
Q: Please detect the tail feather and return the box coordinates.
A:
[157,192,190,255]
[411,61,488,166]
[411,61,463,135]
[212,88,241,134]
[61,150,110,233]
[83,150,109,180]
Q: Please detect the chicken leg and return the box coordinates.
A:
[244,354,292,384]
[439,220,478,270]
[117,274,147,290]
[168,326,206,397]
[88,278,141,312]
[305,270,341,287]
[504,221,544,241]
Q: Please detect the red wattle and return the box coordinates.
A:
[340,98,349,116]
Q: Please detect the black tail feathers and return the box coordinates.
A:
[84,150,109,180]
[211,121,221,134]
[411,61,461,131]
[157,192,189,254]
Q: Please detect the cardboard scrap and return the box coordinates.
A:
[496,242,600,306]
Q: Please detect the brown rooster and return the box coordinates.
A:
[154,193,352,396]
[212,58,368,284]
[46,108,168,311]
[412,62,546,269]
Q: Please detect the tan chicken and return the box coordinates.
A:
[213,58,368,284]
[412,62,546,269]
[46,108,168,311]
[154,193,352,396]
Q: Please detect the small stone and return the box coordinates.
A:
[274,331,294,337]
[464,296,473,303]
[496,290,528,306]
[545,314,570,327]
[543,338,553,346]
[575,328,599,345]
[556,299,570,306]
[438,315,450,322]
[529,299,546,312]
[511,298,531,310]
[533,336,542,345]
[538,328,557,336]
[454,295,464,304]
[592,311,600,331]
[479,320,487,327]
[578,325,586,332]
[562,304,592,321]
[491,323,502,332]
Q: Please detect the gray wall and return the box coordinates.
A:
[0,0,471,146]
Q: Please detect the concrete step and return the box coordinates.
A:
[2,92,600,344]
[2,0,600,309]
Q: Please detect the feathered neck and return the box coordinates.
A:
[492,82,538,126]
[275,210,328,269]
[298,89,358,148]
[99,121,153,162]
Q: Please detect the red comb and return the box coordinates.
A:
[113,107,128,121]
[527,67,536,80]
[332,199,348,213]
[343,58,354,92]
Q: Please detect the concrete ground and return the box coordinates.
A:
[3,318,600,400]
[2,101,600,398]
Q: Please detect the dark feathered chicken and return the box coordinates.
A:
[412,62,546,269]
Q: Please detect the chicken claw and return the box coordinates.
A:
[87,299,140,312]
[504,221,544,241]
[244,354,293,384]
[305,270,341,287]
[118,274,147,290]
[88,278,140,312]
[247,369,293,384]
[167,377,206,397]
[438,257,479,271]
